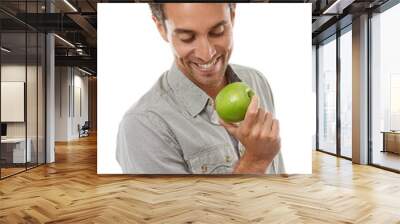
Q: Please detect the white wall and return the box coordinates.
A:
[72,72,89,138]
[55,66,69,141]
[55,66,89,141]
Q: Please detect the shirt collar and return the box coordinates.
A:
[167,62,242,117]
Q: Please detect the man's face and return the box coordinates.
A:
[156,3,235,89]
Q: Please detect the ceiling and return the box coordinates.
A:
[0,0,394,75]
[0,0,99,74]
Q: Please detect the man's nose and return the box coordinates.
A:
[195,38,216,62]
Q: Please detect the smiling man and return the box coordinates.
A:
[116,3,285,174]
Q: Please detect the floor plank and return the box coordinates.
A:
[0,134,399,223]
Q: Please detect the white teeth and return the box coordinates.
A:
[196,58,218,70]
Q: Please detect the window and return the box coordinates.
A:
[318,36,337,155]
[371,2,400,171]
[339,28,352,158]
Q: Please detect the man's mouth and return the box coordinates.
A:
[191,56,221,73]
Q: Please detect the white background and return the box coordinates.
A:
[98,3,312,174]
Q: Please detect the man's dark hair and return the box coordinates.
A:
[149,3,235,27]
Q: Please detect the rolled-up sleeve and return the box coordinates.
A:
[116,112,188,174]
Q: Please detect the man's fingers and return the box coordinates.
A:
[263,112,273,134]
[251,108,266,137]
[246,95,259,117]
[258,108,266,123]
[271,119,280,137]
[242,95,259,129]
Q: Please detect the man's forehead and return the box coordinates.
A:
[163,3,231,30]
[163,3,230,14]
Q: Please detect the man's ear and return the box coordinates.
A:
[152,15,169,42]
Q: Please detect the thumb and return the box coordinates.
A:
[219,118,239,138]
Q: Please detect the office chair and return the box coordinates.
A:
[79,121,90,138]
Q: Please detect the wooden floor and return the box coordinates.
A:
[1,163,44,178]
[0,134,400,223]
[0,167,26,178]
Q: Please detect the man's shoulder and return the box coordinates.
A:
[230,64,260,73]
[230,64,266,83]
[122,73,171,121]
[120,94,170,134]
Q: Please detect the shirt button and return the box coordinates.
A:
[225,155,231,163]
[239,148,245,157]
[201,164,208,173]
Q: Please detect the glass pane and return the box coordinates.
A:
[0,1,46,178]
[312,46,317,150]
[26,0,38,169]
[38,32,45,165]
[371,3,400,171]
[318,37,337,154]
[1,31,27,177]
[27,31,38,169]
[340,29,352,158]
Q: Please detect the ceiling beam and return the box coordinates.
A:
[322,0,356,14]
[67,13,97,39]
[55,55,96,69]
[312,15,335,33]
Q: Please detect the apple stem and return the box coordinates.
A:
[247,89,255,98]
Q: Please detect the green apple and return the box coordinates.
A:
[215,82,255,123]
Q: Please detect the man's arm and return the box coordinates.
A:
[116,112,188,174]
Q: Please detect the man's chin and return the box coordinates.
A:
[193,71,217,78]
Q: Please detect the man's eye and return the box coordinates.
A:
[210,31,224,37]
[210,26,225,37]
[178,33,195,43]
[181,36,195,43]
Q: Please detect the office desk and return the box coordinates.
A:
[1,138,32,163]
[382,131,400,154]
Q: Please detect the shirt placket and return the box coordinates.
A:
[206,99,219,125]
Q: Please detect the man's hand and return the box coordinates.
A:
[219,96,281,174]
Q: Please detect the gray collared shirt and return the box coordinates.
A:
[116,63,285,174]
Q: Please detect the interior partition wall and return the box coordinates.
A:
[316,25,353,160]
[0,1,46,179]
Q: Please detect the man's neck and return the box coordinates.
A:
[201,77,228,100]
